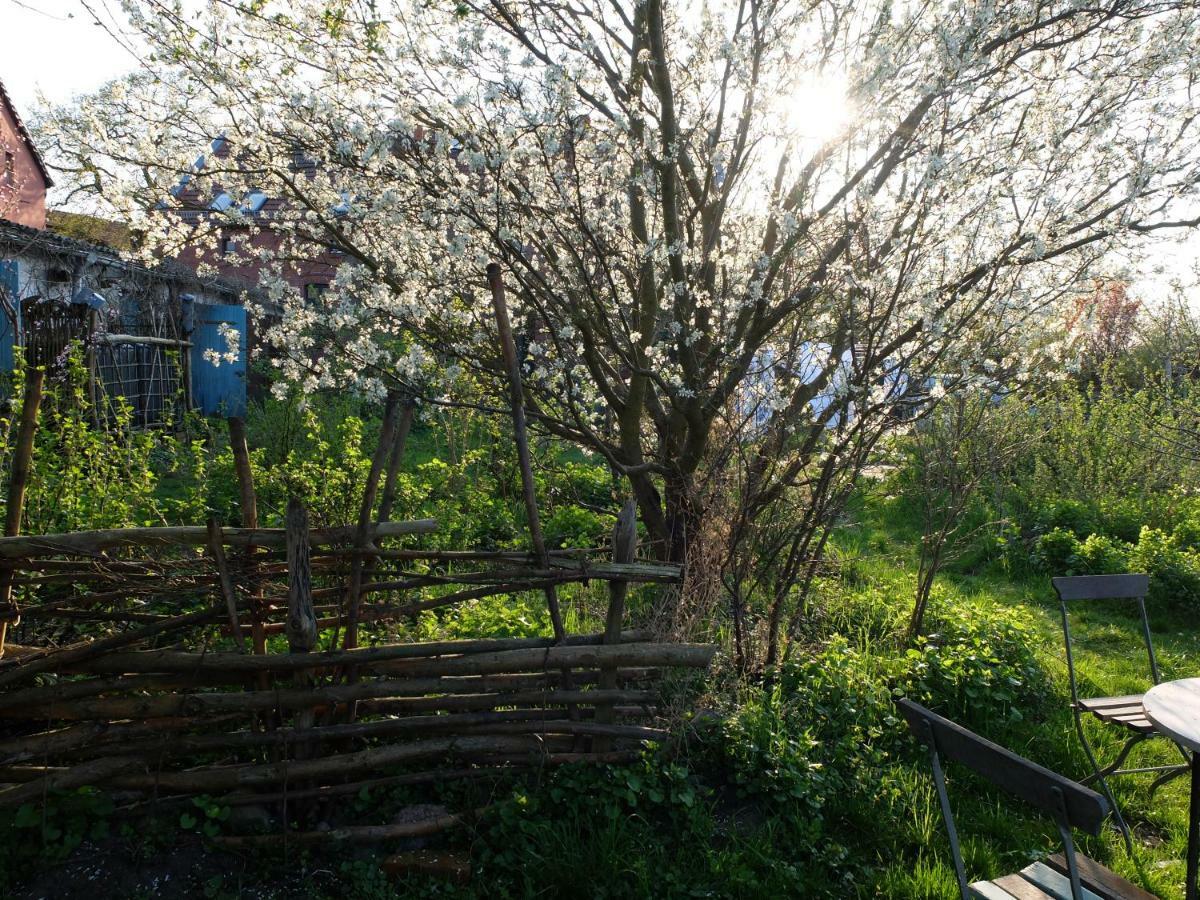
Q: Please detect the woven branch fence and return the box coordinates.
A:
[0,271,719,859]
[0,509,715,841]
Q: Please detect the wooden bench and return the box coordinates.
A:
[897,698,1156,900]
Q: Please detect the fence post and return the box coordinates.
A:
[286,498,317,765]
[595,500,638,752]
[228,416,266,659]
[486,263,566,643]
[0,364,44,658]
[207,516,246,652]
[343,391,402,653]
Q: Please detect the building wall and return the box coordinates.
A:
[0,227,247,423]
[171,139,339,295]
[175,225,340,296]
[0,98,48,230]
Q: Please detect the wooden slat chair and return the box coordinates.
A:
[1054,574,1190,848]
[897,699,1156,900]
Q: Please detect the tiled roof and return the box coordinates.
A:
[0,217,251,299]
[0,76,53,188]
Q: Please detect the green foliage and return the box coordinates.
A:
[474,757,720,898]
[1073,532,1131,575]
[900,602,1049,728]
[1032,527,1083,573]
[543,503,609,548]
[0,788,114,878]
[720,639,892,845]
[1030,522,1200,610]
[1127,526,1200,608]
[6,348,162,532]
[178,795,232,839]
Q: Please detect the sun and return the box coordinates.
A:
[787,75,853,145]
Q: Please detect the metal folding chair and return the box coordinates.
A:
[1054,573,1190,850]
[898,698,1156,900]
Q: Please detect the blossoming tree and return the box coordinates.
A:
[38,0,1200,654]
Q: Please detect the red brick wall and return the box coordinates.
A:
[0,95,47,230]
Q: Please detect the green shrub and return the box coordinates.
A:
[716,638,893,885]
[1035,498,1099,539]
[900,603,1049,728]
[1096,497,1146,544]
[1172,507,1200,552]
[1032,527,1079,573]
[1128,526,1200,608]
[543,504,610,548]
[475,757,713,898]
[1073,533,1131,575]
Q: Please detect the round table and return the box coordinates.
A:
[1143,678,1200,900]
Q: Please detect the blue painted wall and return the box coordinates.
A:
[0,260,16,373]
[190,302,247,418]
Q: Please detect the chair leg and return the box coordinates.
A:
[1080,732,1147,786]
[1074,707,1135,854]
[1150,763,1192,796]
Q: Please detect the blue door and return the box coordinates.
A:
[190,302,247,417]
[0,261,16,373]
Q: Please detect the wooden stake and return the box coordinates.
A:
[228,415,266,658]
[487,263,565,642]
[0,365,43,658]
[596,499,639,752]
[285,500,317,655]
[207,517,246,652]
[376,401,415,525]
[343,391,402,652]
[286,498,317,768]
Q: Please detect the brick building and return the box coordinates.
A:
[0,79,51,230]
[170,137,340,301]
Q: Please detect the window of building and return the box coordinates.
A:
[291,147,315,169]
[220,235,239,255]
[244,190,268,213]
[2,151,13,184]
[304,283,329,303]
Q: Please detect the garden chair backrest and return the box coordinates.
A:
[1052,574,1160,706]
[896,698,1109,900]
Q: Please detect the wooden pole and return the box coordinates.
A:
[376,400,415,525]
[64,630,653,675]
[286,499,317,654]
[207,517,246,652]
[0,365,43,658]
[0,518,438,559]
[228,417,258,529]
[596,499,638,752]
[486,263,565,642]
[0,605,226,689]
[212,807,481,848]
[343,392,402,652]
[227,415,267,661]
[286,498,317,764]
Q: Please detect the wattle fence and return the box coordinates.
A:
[0,508,715,849]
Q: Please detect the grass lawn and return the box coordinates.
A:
[845,487,1199,898]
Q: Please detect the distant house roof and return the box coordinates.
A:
[47,210,132,252]
[0,77,53,189]
[0,217,250,300]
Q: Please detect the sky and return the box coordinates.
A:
[2,0,138,113]
[1,0,1197,306]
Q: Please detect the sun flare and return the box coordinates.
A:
[787,75,853,144]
